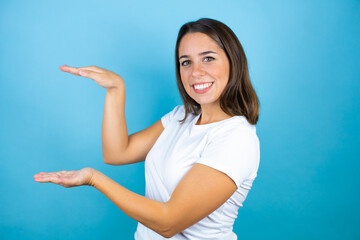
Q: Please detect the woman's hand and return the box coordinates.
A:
[33,167,96,188]
[59,65,124,89]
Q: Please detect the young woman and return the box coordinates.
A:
[34,18,260,240]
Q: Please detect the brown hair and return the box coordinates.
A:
[175,18,260,125]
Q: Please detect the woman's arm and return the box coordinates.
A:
[102,86,164,165]
[90,165,237,238]
[90,170,170,236]
[101,86,129,164]
[34,168,169,237]
[60,65,164,165]
[34,163,237,238]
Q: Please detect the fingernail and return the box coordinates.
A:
[79,70,84,75]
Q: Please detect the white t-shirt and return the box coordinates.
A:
[134,105,260,240]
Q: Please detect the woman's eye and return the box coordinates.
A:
[181,60,190,66]
[204,56,215,62]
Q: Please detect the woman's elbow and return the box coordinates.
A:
[102,153,123,165]
[157,224,176,239]
[157,207,179,238]
[162,229,178,239]
[162,232,175,239]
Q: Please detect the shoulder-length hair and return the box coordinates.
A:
[175,18,260,125]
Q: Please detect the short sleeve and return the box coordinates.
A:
[196,126,260,188]
[160,105,184,128]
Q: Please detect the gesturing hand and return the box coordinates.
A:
[59,64,124,89]
[34,167,95,188]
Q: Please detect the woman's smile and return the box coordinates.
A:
[192,82,214,94]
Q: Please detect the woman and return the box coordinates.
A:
[34,18,260,240]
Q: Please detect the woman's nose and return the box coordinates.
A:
[191,62,205,77]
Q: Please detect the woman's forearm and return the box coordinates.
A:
[101,85,128,164]
[89,170,170,237]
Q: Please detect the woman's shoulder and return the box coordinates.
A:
[166,105,186,120]
[209,115,259,143]
[217,115,256,132]
[172,104,185,114]
[161,105,186,128]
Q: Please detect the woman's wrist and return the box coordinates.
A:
[107,81,125,94]
[87,168,100,187]
[110,77,125,90]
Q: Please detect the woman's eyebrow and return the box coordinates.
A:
[179,51,218,60]
[199,50,217,56]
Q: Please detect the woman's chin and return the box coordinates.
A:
[194,98,220,107]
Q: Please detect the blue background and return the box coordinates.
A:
[1,0,359,239]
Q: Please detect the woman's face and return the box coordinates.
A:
[178,32,230,107]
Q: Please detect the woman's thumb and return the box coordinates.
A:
[79,69,99,79]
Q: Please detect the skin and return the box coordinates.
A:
[179,32,232,125]
[34,34,238,237]
[34,168,94,188]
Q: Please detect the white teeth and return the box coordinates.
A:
[194,82,213,90]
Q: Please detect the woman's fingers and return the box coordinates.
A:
[60,65,103,81]
[60,65,103,75]
[60,65,80,75]
[35,171,63,179]
[34,170,80,187]
[81,65,103,73]
[34,174,71,187]
[59,64,124,89]
[60,65,85,76]
[34,169,94,187]
[78,69,102,81]
[34,174,60,184]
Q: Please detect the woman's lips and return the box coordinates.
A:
[192,82,214,94]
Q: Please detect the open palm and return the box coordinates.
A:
[34,167,94,188]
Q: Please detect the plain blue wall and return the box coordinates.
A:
[1,0,359,239]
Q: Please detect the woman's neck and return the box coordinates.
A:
[196,103,232,125]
